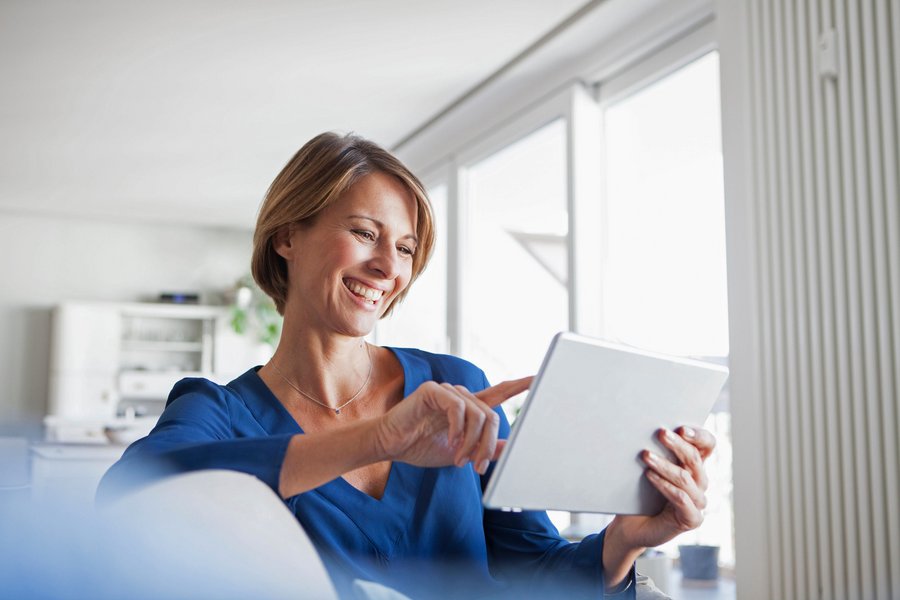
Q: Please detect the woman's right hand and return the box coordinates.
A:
[373,377,533,474]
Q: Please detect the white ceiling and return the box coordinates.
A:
[0,0,590,229]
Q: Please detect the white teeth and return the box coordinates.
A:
[345,280,384,303]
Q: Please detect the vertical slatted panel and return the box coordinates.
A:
[759,0,792,596]
[772,0,808,596]
[781,0,813,595]
[795,0,842,600]
[821,0,862,595]
[833,0,872,596]
[747,2,781,597]
[840,0,880,595]
[875,0,900,597]
[853,2,897,598]
[784,2,821,596]
[742,0,900,597]
[803,0,842,597]
[892,1,900,596]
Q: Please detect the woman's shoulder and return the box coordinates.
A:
[388,347,489,390]
[163,368,259,416]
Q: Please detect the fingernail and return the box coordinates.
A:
[681,426,696,439]
[477,459,489,474]
[456,456,467,468]
[643,451,656,464]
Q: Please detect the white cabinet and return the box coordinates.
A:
[47,303,121,421]
[46,301,272,443]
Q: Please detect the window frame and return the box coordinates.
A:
[380,12,727,544]
[449,85,604,356]
[436,20,719,358]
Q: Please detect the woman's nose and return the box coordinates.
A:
[366,242,400,279]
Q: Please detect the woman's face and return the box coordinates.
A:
[276,171,418,338]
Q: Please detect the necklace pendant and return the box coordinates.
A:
[269,343,371,417]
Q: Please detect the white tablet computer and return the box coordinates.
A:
[482,332,729,515]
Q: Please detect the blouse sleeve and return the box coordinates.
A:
[478,373,637,599]
[96,378,294,503]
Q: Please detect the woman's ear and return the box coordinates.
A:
[273,224,295,260]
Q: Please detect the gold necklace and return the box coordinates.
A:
[269,344,373,415]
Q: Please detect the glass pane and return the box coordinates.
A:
[603,52,729,357]
[463,119,568,415]
[376,183,448,353]
[603,51,734,567]
[464,119,569,533]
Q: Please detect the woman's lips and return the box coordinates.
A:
[343,278,385,304]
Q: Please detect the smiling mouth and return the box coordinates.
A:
[343,279,385,304]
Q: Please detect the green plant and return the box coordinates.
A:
[229,275,282,348]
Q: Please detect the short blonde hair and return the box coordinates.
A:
[252,132,435,316]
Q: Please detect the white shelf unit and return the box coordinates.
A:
[46,301,272,443]
[117,304,222,405]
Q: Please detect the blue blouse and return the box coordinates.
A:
[99,348,635,599]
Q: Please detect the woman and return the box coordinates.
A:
[100,132,715,599]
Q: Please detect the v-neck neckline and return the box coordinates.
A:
[239,346,425,505]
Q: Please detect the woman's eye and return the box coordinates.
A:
[398,245,415,257]
[353,230,375,241]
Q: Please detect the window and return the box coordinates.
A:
[600,51,733,566]
[461,118,572,533]
[461,119,568,405]
[602,52,728,358]
[390,31,732,568]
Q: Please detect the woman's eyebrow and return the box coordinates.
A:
[347,214,418,244]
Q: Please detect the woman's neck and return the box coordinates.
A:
[267,320,372,409]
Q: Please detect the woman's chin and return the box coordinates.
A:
[331,316,377,339]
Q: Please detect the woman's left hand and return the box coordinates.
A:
[602,426,716,585]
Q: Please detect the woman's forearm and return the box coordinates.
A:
[277,377,534,499]
[601,518,644,589]
[278,419,385,498]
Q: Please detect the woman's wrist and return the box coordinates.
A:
[369,414,398,461]
[364,417,393,463]
[601,518,644,590]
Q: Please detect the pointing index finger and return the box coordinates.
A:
[475,376,534,408]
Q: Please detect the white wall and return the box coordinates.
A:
[0,211,252,431]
